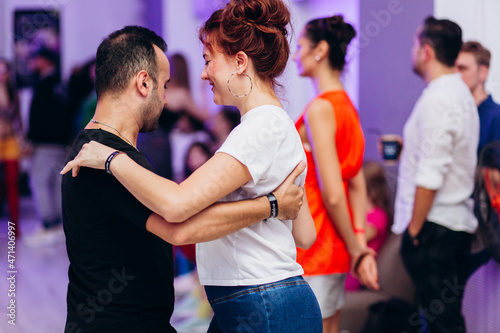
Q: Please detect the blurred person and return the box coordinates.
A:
[456,42,500,157]
[184,141,212,179]
[164,53,209,123]
[456,41,500,333]
[293,15,379,333]
[209,105,240,151]
[394,17,479,333]
[166,53,211,182]
[169,112,211,182]
[0,58,22,229]
[456,41,500,275]
[140,53,210,181]
[24,48,69,247]
[68,59,97,133]
[62,0,325,330]
[345,161,390,291]
[60,25,306,332]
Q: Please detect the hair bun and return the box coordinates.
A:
[326,15,356,45]
[224,0,290,36]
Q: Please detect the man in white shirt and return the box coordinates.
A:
[393,17,479,333]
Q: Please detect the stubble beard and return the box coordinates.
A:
[139,92,162,133]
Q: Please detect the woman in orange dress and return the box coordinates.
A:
[293,15,379,333]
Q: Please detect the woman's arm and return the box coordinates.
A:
[113,151,252,222]
[292,192,316,249]
[348,169,368,247]
[304,99,379,289]
[148,161,307,244]
[61,141,252,222]
[365,225,378,243]
[303,99,360,257]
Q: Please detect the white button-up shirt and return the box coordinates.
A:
[392,73,479,234]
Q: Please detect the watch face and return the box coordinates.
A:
[267,193,278,218]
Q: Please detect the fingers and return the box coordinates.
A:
[60,145,88,176]
[72,165,81,178]
[286,161,306,184]
[60,163,72,175]
[357,254,380,290]
[275,161,306,193]
[60,160,82,177]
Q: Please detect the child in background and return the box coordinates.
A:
[346,161,391,291]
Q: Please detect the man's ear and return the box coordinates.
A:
[422,43,433,62]
[234,51,249,74]
[136,70,150,97]
[478,64,489,84]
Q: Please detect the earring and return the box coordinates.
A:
[315,55,321,61]
[227,72,253,98]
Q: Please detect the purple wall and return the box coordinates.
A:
[144,0,163,36]
[358,0,434,163]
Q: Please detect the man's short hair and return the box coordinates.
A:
[461,41,491,68]
[95,26,167,99]
[418,16,462,67]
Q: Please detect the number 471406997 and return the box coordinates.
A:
[7,222,16,268]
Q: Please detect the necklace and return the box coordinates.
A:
[90,119,138,151]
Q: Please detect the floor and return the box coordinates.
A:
[0,196,210,333]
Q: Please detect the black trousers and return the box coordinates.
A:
[401,221,472,333]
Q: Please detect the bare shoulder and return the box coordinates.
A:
[306,98,335,123]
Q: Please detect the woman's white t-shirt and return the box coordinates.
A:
[196,105,307,286]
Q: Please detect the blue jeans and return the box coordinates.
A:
[205,276,322,333]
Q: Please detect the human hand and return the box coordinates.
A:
[60,141,116,177]
[378,134,403,165]
[273,161,306,220]
[407,222,423,239]
[355,249,380,290]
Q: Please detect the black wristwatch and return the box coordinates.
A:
[266,193,278,219]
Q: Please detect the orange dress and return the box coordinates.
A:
[296,90,365,275]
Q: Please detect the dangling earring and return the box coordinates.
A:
[315,55,321,61]
[227,72,253,98]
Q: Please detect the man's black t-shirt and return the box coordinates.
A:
[62,129,175,333]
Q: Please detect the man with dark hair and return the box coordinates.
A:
[416,16,463,67]
[94,26,167,100]
[62,26,304,332]
[392,17,480,333]
[456,41,500,155]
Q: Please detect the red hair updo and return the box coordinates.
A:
[199,0,291,88]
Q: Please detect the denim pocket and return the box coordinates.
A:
[207,286,261,307]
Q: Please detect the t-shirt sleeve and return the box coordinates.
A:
[216,113,278,184]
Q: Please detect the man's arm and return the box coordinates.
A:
[147,162,306,245]
[407,186,437,240]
